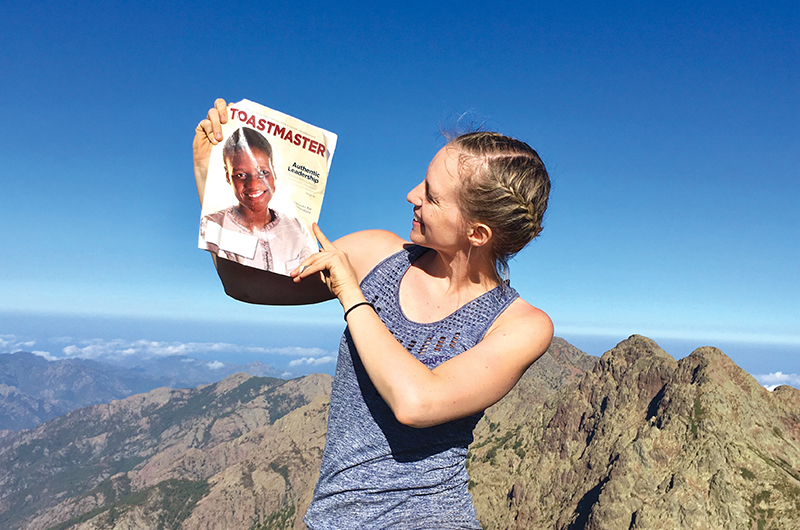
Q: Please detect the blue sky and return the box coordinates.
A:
[1,1,798,384]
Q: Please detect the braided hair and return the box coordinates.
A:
[450,131,550,279]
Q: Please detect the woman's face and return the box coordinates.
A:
[225,149,276,214]
[406,146,469,253]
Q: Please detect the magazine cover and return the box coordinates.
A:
[199,99,337,275]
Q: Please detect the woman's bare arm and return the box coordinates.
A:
[345,298,553,427]
[294,225,553,427]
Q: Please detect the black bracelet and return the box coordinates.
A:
[343,301,374,321]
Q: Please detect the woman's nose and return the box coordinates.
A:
[407,182,423,205]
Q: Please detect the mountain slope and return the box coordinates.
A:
[0,373,332,530]
[3,336,797,529]
[468,335,800,530]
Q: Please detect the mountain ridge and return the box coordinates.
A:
[0,351,281,432]
[1,336,798,529]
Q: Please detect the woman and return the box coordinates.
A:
[194,99,553,529]
[199,127,315,274]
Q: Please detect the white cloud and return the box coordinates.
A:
[61,339,232,360]
[57,337,335,365]
[206,361,225,370]
[0,335,37,352]
[268,346,330,357]
[32,350,58,361]
[288,356,336,367]
[754,372,800,391]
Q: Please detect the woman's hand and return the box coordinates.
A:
[292,223,365,310]
[193,98,229,204]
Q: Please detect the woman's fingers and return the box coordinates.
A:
[291,252,332,291]
[291,232,359,295]
[210,99,228,142]
[214,98,228,124]
[290,224,362,303]
[206,110,223,144]
[195,119,215,144]
[293,253,326,279]
[196,99,229,145]
[312,223,334,251]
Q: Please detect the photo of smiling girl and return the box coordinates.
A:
[199,127,316,275]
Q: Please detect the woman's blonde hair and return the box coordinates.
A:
[450,131,550,278]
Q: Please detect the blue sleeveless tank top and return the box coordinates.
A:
[303,245,519,530]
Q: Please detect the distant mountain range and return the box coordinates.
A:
[0,352,279,432]
[0,336,798,529]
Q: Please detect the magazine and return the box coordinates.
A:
[199,99,337,275]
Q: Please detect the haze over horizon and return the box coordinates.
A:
[1,1,798,385]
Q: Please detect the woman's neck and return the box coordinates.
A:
[422,245,499,296]
[399,246,499,324]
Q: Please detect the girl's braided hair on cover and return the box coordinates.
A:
[450,131,550,279]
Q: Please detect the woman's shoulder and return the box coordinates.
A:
[333,230,408,281]
[489,296,553,359]
[501,297,552,332]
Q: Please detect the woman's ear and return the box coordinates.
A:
[467,223,492,248]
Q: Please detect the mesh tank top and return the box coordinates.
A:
[304,245,519,530]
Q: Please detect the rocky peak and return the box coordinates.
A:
[469,335,800,530]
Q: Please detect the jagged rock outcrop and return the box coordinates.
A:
[468,335,800,530]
